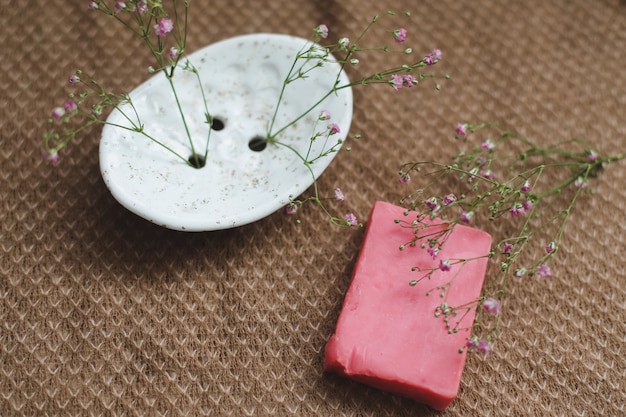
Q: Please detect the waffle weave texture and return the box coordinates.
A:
[1,1,625,416]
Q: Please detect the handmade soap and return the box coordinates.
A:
[324,201,492,410]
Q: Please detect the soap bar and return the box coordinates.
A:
[324,201,492,410]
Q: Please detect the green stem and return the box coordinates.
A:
[189,64,213,160]
[165,74,198,163]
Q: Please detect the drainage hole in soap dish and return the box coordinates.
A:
[210,117,225,131]
[248,135,268,152]
[187,153,206,168]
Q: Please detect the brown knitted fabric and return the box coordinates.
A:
[1,1,625,416]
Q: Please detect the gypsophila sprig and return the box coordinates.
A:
[43,0,214,168]
[279,10,447,226]
[397,123,624,354]
[44,4,447,229]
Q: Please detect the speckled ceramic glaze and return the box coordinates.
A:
[99,33,353,231]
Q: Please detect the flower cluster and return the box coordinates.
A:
[280,12,446,226]
[44,0,196,166]
[283,109,359,227]
[397,123,624,354]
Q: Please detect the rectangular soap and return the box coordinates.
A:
[324,201,492,410]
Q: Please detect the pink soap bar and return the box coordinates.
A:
[324,201,492,410]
